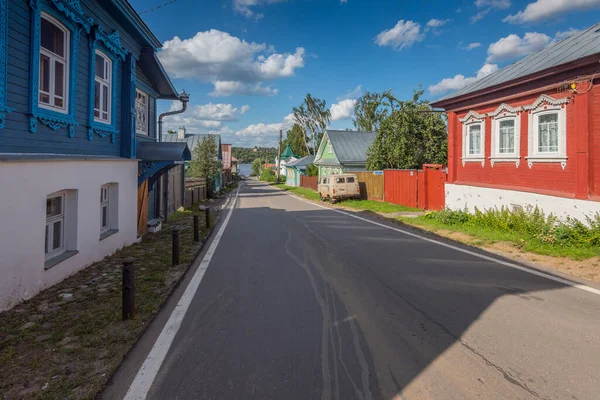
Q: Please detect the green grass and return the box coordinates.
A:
[400,211,600,261]
[341,199,420,213]
[272,184,321,201]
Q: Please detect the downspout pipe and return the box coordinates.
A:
[157,90,190,221]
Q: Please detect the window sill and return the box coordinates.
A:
[525,156,567,170]
[100,228,119,241]
[45,250,79,270]
[489,156,521,167]
[461,157,485,167]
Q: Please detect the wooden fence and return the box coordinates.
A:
[383,165,446,210]
[354,172,384,201]
[184,177,207,208]
[300,175,318,190]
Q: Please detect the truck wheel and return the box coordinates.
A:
[331,198,337,204]
[319,193,325,202]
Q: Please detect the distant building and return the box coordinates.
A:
[431,24,600,222]
[286,155,315,187]
[275,144,299,176]
[314,130,377,178]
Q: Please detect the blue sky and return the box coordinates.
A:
[129,0,600,147]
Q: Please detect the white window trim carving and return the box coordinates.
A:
[459,111,485,167]
[135,89,149,135]
[487,103,522,168]
[524,94,569,170]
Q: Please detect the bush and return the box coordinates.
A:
[260,167,278,183]
[424,207,600,249]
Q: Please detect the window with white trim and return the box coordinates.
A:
[460,111,486,166]
[489,104,521,167]
[525,95,568,169]
[100,184,110,233]
[45,193,66,259]
[39,13,70,113]
[136,89,149,135]
[94,51,112,124]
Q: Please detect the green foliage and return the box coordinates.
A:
[305,163,319,176]
[342,200,419,213]
[233,147,278,164]
[353,90,394,132]
[281,124,309,157]
[260,167,278,183]
[273,184,321,201]
[251,158,262,176]
[423,207,600,250]
[292,94,332,155]
[188,135,222,195]
[365,88,448,170]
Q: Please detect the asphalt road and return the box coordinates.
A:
[109,180,600,400]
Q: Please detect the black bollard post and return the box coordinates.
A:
[193,215,200,242]
[122,257,136,320]
[172,229,180,266]
[205,206,210,228]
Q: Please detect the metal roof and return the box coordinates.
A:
[280,144,297,159]
[162,133,223,159]
[136,142,191,161]
[434,23,600,104]
[287,155,315,169]
[326,130,377,164]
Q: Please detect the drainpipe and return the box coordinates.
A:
[157,90,190,220]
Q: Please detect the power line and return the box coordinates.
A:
[139,0,179,15]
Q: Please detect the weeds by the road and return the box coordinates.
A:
[0,206,216,399]
[341,199,419,213]
[402,207,600,261]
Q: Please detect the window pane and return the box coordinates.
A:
[47,196,62,217]
[40,54,50,93]
[537,114,559,153]
[95,54,104,79]
[54,97,63,108]
[52,220,62,250]
[54,61,64,98]
[539,114,558,125]
[102,85,109,112]
[41,18,65,57]
[499,120,514,154]
[468,125,481,155]
[94,81,100,110]
[45,225,49,254]
[346,177,355,183]
[102,206,108,228]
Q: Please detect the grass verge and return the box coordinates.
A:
[271,184,320,201]
[341,199,420,213]
[0,205,217,399]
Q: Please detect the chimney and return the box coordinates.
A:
[177,126,186,140]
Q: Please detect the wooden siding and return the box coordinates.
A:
[354,172,384,201]
[1,0,149,156]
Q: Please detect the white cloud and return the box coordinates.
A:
[426,18,450,28]
[375,20,425,50]
[235,114,294,138]
[486,32,550,62]
[210,81,279,97]
[472,0,511,22]
[163,102,250,132]
[463,42,482,50]
[330,99,357,121]
[504,0,600,24]
[554,28,581,41]
[337,85,363,101]
[233,0,288,19]
[428,63,499,95]
[158,29,305,96]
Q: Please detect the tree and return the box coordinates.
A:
[305,163,319,176]
[366,88,447,170]
[251,158,262,176]
[281,124,309,157]
[188,135,222,196]
[353,90,394,132]
[292,94,331,155]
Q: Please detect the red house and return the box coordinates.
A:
[431,24,600,222]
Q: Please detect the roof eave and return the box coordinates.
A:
[111,0,162,49]
[431,53,600,110]
[139,50,178,99]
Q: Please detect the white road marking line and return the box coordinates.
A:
[123,186,241,400]
[282,191,600,297]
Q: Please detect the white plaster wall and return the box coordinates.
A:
[0,159,138,310]
[445,183,600,223]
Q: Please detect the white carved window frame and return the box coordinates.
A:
[488,103,522,168]
[524,94,569,170]
[459,111,486,167]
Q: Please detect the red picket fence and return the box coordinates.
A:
[384,165,446,210]
[300,175,318,190]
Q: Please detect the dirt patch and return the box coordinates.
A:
[0,200,223,399]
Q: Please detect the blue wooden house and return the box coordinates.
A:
[285,155,315,187]
[0,0,189,310]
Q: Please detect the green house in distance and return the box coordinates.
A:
[314,130,377,178]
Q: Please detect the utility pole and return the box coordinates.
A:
[276,130,282,182]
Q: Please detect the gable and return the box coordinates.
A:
[314,134,339,165]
